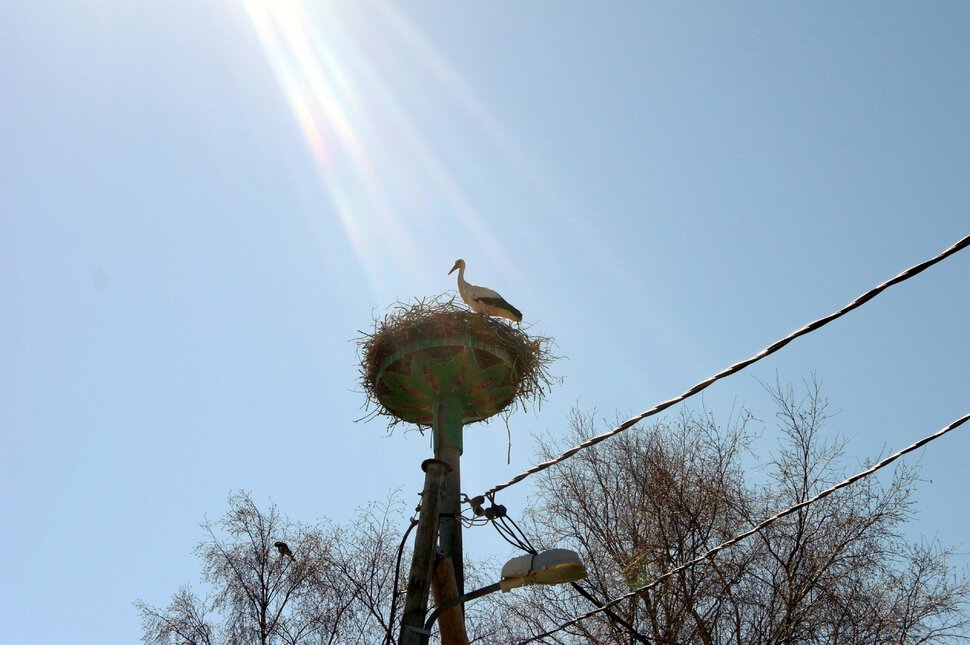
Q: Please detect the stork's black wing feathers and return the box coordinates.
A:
[477,296,523,321]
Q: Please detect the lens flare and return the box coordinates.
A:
[239,0,524,302]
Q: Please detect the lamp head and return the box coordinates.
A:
[500,548,587,592]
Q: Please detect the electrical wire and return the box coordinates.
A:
[499,514,538,554]
[493,516,535,555]
[383,516,419,645]
[473,496,539,555]
[477,233,970,502]
[516,410,970,644]
[459,512,490,529]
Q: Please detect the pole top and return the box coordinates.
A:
[421,458,451,473]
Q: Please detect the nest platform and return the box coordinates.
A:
[360,297,554,438]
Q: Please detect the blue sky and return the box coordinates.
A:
[2,2,968,643]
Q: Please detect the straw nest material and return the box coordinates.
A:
[359,294,557,429]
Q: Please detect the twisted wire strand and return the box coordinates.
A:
[479,233,970,501]
[517,410,970,644]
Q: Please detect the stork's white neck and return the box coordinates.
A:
[454,263,473,303]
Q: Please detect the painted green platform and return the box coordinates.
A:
[374,334,517,450]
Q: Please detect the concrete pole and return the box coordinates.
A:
[399,459,450,645]
[433,402,464,599]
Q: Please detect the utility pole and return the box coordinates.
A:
[399,459,450,645]
[431,555,469,645]
[363,308,531,643]
[401,400,468,645]
[433,401,464,599]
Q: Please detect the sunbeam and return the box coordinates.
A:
[239,0,525,302]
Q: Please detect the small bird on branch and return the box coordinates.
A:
[274,541,295,561]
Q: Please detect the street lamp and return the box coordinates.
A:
[420,549,587,643]
[497,548,588,591]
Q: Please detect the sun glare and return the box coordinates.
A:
[239,0,524,303]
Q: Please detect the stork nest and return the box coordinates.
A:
[358,294,558,429]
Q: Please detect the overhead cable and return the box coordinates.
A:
[517,410,970,644]
[383,517,418,645]
[479,233,970,501]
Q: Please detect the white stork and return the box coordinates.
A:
[449,258,523,323]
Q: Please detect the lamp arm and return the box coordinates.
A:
[422,581,502,637]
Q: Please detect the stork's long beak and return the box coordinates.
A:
[448,263,459,275]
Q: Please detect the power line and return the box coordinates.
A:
[478,233,970,501]
[384,516,418,645]
[516,410,970,644]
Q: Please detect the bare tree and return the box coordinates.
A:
[136,491,407,645]
[137,490,508,645]
[139,382,969,644]
[137,586,216,645]
[487,381,970,644]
